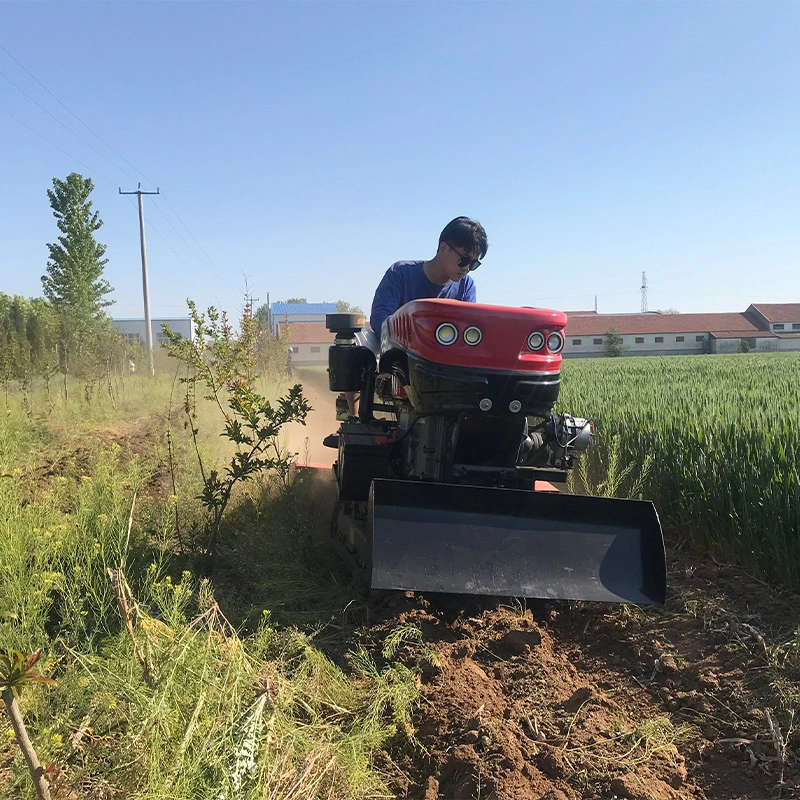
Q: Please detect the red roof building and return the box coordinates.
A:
[562,303,800,358]
[278,321,331,365]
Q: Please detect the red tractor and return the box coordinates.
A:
[324,299,665,604]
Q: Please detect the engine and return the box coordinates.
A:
[326,299,593,495]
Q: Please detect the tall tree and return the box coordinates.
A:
[335,300,364,314]
[253,302,271,332]
[42,173,113,319]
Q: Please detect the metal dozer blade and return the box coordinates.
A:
[363,479,666,604]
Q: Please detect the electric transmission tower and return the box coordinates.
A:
[641,271,648,313]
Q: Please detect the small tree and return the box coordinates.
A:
[165,301,311,564]
[284,297,307,304]
[1,648,56,800]
[26,299,60,395]
[604,326,626,358]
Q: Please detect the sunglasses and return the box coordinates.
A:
[446,242,482,271]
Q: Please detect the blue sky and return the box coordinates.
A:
[1,1,798,319]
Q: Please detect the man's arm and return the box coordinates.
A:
[370,267,404,335]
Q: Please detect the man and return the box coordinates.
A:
[345,217,488,415]
[367,216,487,348]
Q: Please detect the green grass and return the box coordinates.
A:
[0,377,420,800]
[560,352,800,584]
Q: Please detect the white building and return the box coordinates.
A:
[745,304,800,351]
[111,317,193,346]
[279,321,331,366]
[562,304,800,358]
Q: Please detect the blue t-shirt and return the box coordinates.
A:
[370,260,476,334]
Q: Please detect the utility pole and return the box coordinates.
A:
[120,183,160,375]
[243,293,259,321]
[640,271,648,313]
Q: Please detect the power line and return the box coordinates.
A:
[0,102,116,184]
[149,196,227,282]
[0,40,155,186]
[124,197,200,273]
[159,191,223,273]
[0,91,225,289]
[0,67,141,183]
[0,40,227,286]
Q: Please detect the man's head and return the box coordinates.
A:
[436,217,488,281]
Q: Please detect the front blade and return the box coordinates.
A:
[370,479,666,604]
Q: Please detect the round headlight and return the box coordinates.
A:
[435,322,458,345]
[463,326,482,346]
[547,332,564,353]
[527,331,545,351]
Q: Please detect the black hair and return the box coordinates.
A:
[439,217,488,259]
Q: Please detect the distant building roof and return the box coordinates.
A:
[748,303,800,323]
[709,330,777,339]
[278,321,331,344]
[565,312,763,337]
[272,303,337,316]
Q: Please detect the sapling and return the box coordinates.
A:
[0,648,56,800]
[164,301,311,564]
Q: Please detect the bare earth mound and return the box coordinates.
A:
[359,550,800,800]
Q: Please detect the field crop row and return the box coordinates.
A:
[559,353,800,585]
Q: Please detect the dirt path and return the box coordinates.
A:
[282,368,337,467]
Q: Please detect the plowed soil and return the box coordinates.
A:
[354,552,800,800]
[290,369,800,800]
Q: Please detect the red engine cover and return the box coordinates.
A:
[385,299,566,374]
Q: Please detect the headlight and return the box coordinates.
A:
[547,332,564,353]
[527,331,545,351]
[435,322,458,345]
[463,326,482,346]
